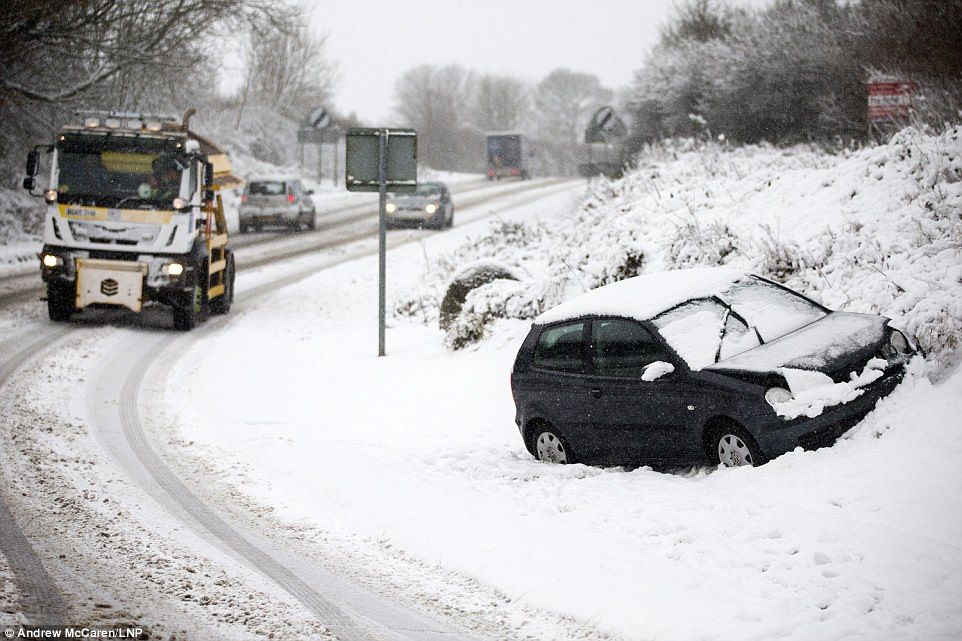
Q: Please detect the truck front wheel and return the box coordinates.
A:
[47,281,76,322]
[172,279,208,331]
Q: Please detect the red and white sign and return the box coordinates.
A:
[868,78,917,122]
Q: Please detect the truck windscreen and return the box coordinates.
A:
[56,134,187,208]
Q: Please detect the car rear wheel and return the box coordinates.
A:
[714,426,765,467]
[533,426,573,464]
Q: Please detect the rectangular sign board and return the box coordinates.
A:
[867,78,916,123]
[345,128,417,192]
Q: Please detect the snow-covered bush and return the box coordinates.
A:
[443,279,545,350]
[665,218,739,268]
[439,262,520,331]
[752,225,815,283]
[0,188,43,242]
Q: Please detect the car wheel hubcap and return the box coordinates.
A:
[718,433,753,467]
[536,432,568,464]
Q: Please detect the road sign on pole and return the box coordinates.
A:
[345,128,418,356]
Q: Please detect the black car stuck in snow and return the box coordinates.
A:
[510,267,915,468]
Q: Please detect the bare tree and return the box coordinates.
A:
[242,24,337,123]
[470,74,531,133]
[394,64,478,171]
[533,69,613,174]
[0,0,296,182]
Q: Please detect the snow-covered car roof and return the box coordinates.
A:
[535,266,747,325]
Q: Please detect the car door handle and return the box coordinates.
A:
[589,388,603,398]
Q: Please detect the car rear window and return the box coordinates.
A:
[248,181,286,195]
[533,322,584,371]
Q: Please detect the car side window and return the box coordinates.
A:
[592,319,670,377]
[533,322,585,372]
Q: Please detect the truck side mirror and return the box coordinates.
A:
[203,162,214,188]
[22,176,36,192]
[26,150,40,177]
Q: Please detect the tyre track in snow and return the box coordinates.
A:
[0,327,72,626]
[2,179,581,638]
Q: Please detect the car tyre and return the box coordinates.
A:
[307,210,316,231]
[712,424,766,467]
[47,281,76,322]
[531,424,574,464]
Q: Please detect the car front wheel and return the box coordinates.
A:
[714,426,765,467]
[533,425,573,464]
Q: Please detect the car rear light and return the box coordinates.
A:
[288,194,296,203]
[487,169,495,177]
[510,168,519,176]
[241,195,247,204]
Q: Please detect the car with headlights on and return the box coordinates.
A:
[385,181,454,230]
[510,267,915,468]
[239,176,316,233]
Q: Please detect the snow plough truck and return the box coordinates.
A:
[22,109,238,330]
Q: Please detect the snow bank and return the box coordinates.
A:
[396,127,962,373]
[169,230,962,640]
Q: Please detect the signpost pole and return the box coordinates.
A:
[318,142,324,182]
[333,139,339,187]
[377,129,387,357]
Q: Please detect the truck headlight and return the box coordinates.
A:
[165,262,185,276]
[385,203,396,213]
[764,387,792,409]
[425,203,437,214]
[172,197,188,211]
[44,189,58,204]
[42,253,62,268]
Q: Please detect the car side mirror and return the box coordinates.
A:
[26,150,40,177]
[306,189,314,195]
[642,361,675,382]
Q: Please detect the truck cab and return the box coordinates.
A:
[23,110,235,330]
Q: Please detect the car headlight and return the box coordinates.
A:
[425,203,438,214]
[888,329,911,354]
[164,262,185,277]
[385,203,396,213]
[765,387,792,409]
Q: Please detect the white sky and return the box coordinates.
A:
[302,1,769,125]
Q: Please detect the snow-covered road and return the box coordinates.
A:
[0,178,583,639]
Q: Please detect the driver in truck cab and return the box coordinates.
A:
[148,155,182,201]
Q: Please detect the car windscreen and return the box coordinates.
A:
[719,277,827,343]
[248,181,287,196]
[396,185,441,199]
[651,299,728,370]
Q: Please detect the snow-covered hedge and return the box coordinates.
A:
[394,128,962,371]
